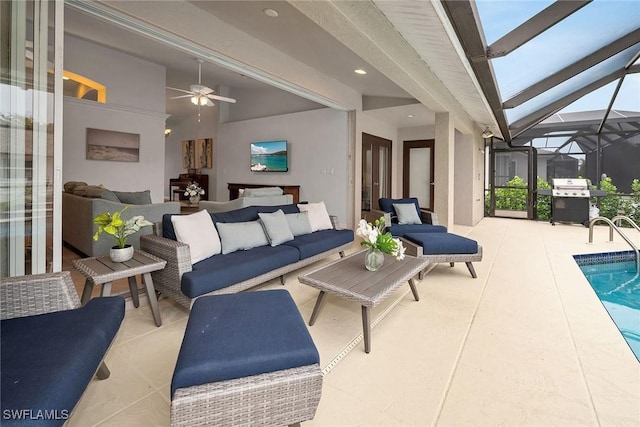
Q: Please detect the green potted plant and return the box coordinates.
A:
[93,206,153,262]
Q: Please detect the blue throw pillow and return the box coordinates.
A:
[210,206,259,224]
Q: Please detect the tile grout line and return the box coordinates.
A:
[321,287,412,375]
[430,221,507,427]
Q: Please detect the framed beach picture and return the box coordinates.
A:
[195,138,213,168]
[86,128,140,162]
[250,140,288,172]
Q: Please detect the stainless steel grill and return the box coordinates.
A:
[551,178,589,198]
[550,178,590,226]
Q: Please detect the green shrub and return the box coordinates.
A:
[536,178,551,221]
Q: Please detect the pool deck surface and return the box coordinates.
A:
[64,217,640,426]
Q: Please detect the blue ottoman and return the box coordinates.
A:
[170,289,322,426]
[402,232,482,278]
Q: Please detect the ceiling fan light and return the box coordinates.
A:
[190,96,199,105]
[199,97,208,106]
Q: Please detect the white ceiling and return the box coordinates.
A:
[63,1,432,128]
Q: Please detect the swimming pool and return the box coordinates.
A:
[574,251,640,362]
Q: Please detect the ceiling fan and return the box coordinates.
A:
[167,58,237,107]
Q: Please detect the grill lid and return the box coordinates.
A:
[552,178,589,197]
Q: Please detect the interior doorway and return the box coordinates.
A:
[362,133,392,211]
[403,140,435,212]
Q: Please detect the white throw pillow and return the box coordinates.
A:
[171,210,221,263]
[393,203,422,225]
[298,201,333,232]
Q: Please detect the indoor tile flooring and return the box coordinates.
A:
[62,217,639,426]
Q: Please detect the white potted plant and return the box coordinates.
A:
[184,181,205,205]
[93,206,153,262]
[355,216,405,271]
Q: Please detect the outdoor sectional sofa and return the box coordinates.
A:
[140,203,354,309]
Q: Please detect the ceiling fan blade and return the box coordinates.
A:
[166,86,193,95]
[206,94,237,104]
[170,94,193,99]
[204,98,215,107]
[190,84,213,94]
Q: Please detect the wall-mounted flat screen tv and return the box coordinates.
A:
[250,140,288,172]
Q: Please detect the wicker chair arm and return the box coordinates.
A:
[419,210,439,225]
[140,234,192,301]
[0,271,81,320]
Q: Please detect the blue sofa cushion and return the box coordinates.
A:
[378,197,420,222]
[387,223,447,236]
[256,204,300,214]
[283,229,354,259]
[162,213,179,240]
[181,245,300,298]
[0,297,125,425]
[210,206,259,224]
[404,232,478,255]
[171,290,319,397]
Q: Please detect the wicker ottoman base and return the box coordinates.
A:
[171,364,322,427]
[170,290,323,426]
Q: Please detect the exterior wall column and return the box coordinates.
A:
[434,112,455,229]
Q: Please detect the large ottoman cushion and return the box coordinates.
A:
[171,290,319,397]
[404,232,478,255]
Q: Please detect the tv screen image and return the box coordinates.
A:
[250,140,288,172]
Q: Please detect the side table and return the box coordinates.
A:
[73,250,166,326]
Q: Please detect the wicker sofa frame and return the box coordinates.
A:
[140,216,351,309]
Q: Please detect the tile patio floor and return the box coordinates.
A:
[62,217,639,426]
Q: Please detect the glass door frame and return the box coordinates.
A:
[489,143,538,220]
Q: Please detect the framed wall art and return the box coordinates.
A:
[196,138,213,168]
[86,128,140,162]
[182,140,195,169]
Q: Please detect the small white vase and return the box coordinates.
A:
[110,245,134,262]
[365,248,385,272]
[189,195,200,205]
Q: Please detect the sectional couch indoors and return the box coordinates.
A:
[62,182,180,257]
[140,202,354,309]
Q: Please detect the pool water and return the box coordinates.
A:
[574,251,640,362]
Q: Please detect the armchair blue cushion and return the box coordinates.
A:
[378,198,447,236]
[1,297,124,425]
[379,198,420,222]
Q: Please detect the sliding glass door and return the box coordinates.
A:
[0,0,62,277]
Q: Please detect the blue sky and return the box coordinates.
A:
[475,0,640,114]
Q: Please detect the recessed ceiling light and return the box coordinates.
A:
[263,8,278,17]
[354,69,367,75]
[407,114,417,118]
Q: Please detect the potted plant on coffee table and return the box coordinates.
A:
[356,216,405,271]
[93,206,153,262]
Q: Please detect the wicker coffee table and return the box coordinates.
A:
[298,250,428,353]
